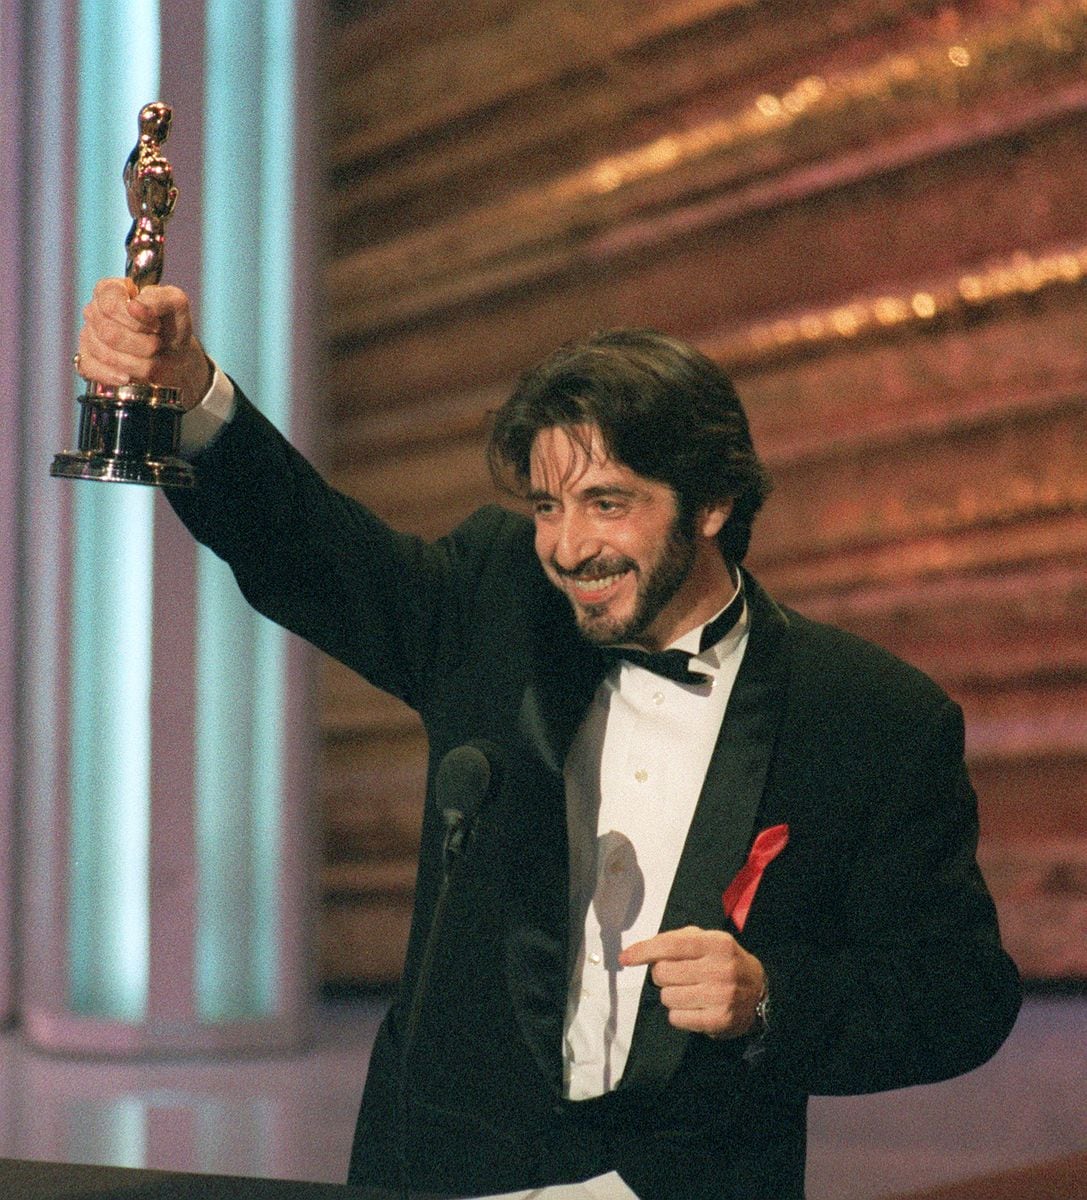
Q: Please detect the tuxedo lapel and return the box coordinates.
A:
[515,577,605,775]
[505,579,606,1093]
[620,571,793,1093]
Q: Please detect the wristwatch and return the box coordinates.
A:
[752,980,771,1034]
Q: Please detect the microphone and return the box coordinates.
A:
[438,740,500,874]
[398,740,504,1200]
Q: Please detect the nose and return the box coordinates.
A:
[550,509,601,573]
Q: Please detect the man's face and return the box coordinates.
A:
[529,424,722,649]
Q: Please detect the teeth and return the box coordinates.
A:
[572,573,623,592]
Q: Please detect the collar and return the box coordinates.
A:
[666,571,746,657]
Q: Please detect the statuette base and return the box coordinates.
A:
[50,381,195,489]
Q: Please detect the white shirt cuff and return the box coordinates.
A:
[178,362,236,456]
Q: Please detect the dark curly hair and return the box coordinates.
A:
[487,329,772,563]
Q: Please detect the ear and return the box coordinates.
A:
[697,498,733,540]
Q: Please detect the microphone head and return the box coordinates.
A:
[436,741,505,871]
[435,740,504,826]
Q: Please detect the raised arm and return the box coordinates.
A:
[74,276,523,715]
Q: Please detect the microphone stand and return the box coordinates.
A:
[396,744,498,1200]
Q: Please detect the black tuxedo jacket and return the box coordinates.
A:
[169,395,1020,1200]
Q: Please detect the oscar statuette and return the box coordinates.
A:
[51,102,195,488]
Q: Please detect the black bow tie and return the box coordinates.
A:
[599,645,711,684]
[598,579,745,686]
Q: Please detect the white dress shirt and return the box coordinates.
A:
[178,362,235,455]
[562,590,749,1100]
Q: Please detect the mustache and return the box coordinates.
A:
[551,555,636,580]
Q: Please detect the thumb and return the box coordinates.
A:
[128,284,196,351]
[127,282,187,322]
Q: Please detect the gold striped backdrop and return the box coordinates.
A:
[320,0,1087,984]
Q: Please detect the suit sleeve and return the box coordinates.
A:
[165,387,509,713]
[751,697,1021,1096]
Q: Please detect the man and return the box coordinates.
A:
[76,279,1021,1200]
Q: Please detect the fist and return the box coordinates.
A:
[77,278,212,410]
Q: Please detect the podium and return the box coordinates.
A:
[0,1159,449,1200]
[0,1160,638,1198]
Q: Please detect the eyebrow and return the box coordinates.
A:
[526,483,640,503]
[582,484,638,500]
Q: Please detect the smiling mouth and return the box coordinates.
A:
[568,571,626,594]
[559,569,635,613]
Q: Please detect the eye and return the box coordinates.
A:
[594,498,623,514]
[532,499,558,518]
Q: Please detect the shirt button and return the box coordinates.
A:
[634,768,648,782]
[588,952,601,965]
[652,691,664,706]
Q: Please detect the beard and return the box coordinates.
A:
[554,519,697,647]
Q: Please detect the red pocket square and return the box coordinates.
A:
[721,824,789,932]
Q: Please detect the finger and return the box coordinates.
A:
[658,965,749,1000]
[659,982,723,1010]
[79,324,157,385]
[82,317,161,369]
[648,958,703,987]
[91,278,156,332]
[73,344,129,388]
[660,983,755,1038]
[619,926,726,968]
[86,304,164,361]
[77,321,131,386]
[665,1005,740,1036]
[619,936,676,968]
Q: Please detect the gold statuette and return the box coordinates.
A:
[52,102,194,488]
